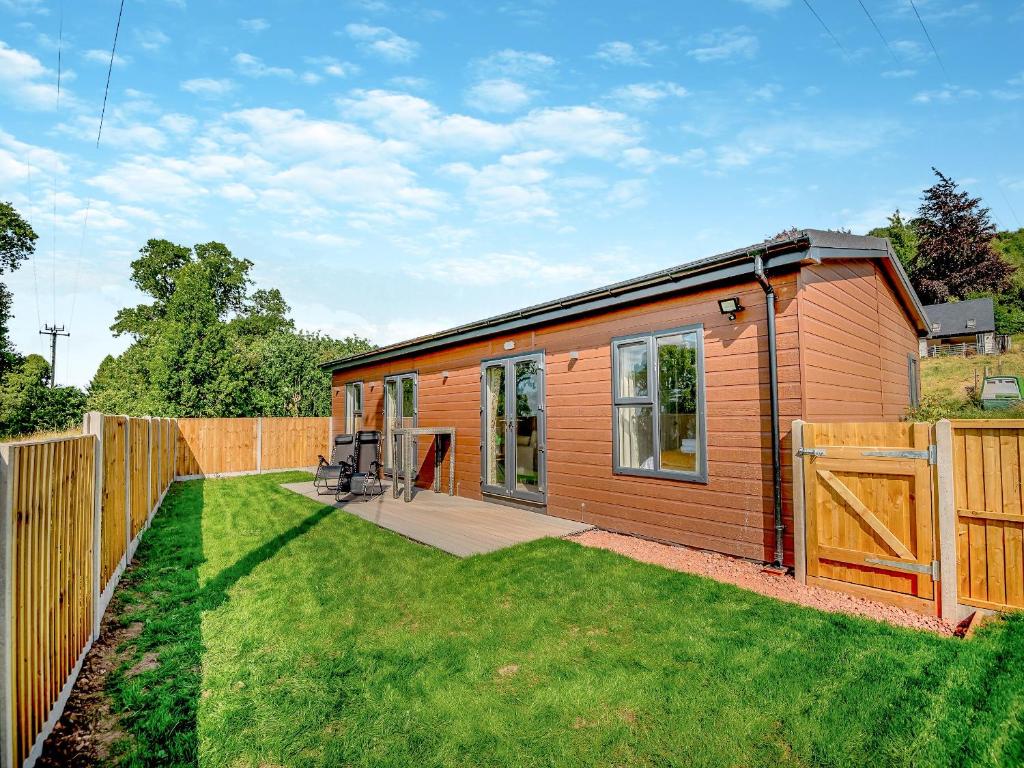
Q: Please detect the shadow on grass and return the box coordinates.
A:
[106,474,334,767]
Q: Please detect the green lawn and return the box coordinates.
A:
[106,472,1024,767]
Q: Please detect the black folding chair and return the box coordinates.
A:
[341,430,384,502]
[315,434,356,495]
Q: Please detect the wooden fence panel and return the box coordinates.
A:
[7,436,95,766]
[100,416,128,590]
[952,420,1024,612]
[799,421,938,615]
[176,418,258,477]
[261,417,330,471]
[128,418,149,539]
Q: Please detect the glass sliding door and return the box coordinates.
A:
[383,372,417,472]
[480,353,545,503]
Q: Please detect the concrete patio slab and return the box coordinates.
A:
[281,481,593,557]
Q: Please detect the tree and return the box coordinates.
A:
[0,354,86,438]
[88,238,374,417]
[912,169,1013,304]
[868,210,919,274]
[0,202,38,373]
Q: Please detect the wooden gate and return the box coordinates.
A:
[796,422,938,615]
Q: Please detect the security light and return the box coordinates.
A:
[718,297,743,320]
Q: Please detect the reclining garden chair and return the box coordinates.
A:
[315,434,356,495]
[338,430,384,502]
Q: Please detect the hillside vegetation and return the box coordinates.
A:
[913,335,1024,420]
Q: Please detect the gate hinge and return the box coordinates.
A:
[797,448,826,458]
[928,444,937,465]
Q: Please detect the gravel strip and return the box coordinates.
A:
[571,530,956,636]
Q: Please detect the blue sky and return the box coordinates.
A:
[1,0,1022,386]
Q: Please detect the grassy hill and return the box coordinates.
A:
[915,335,1024,419]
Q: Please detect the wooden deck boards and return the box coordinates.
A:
[281,481,593,557]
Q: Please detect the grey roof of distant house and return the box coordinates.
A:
[923,297,996,338]
[324,229,930,372]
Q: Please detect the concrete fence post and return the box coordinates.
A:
[0,443,16,768]
[146,417,153,521]
[256,418,263,474]
[83,412,104,637]
[791,419,807,584]
[935,419,959,621]
[124,417,132,561]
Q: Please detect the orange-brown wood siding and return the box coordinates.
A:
[797,260,919,423]
[332,260,921,565]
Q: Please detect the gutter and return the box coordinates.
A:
[752,250,785,568]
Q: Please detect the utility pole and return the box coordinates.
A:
[39,324,70,387]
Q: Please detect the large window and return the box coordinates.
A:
[612,324,706,482]
[344,381,363,433]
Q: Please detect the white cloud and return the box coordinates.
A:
[882,68,917,79]
[341,90,643,160]
[750,83,782,101]
[0,40,60,110]
[413,251,616,287]
[240,18,270,32]
[305,56,358,78]
[0,130,66,187]
[180,77,235,96]
[473,49,555,78]
[344,23,419,62]
[594,41,650,66]
[159,113,196,134]
[390,75,429,90]
[0,0,48,14]
[687,28,759,62]
[233,52,294,78]
[441,150,560,222]
[83,49,131,66]
[912,85,980,104]
[465,79,533,113]
[87,156,209,203]
[712,118,898,170]
[607,81,687,109]
[135,29,170,52]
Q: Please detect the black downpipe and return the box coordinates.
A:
[753,252,785,567]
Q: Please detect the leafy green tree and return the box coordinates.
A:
[912,169,1012,303]
[869,210,920,274]
[0,202,38,373]
[0,354,87,437]
[88,238,373,417]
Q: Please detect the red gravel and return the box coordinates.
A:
[571,530,956,636]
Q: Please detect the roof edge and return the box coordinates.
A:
[322,229,920,373]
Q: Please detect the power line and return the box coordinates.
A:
[67,200,91,329]
[801,0,848,56]
[857,0,899,64]
[23,154,42,337]
[999,187,1022,230]
[97,0,126,147]
[908,0,948,78]
[51,1,63,327]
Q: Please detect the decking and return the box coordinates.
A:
[281,481,593,556]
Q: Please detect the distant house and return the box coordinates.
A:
[921,297,997,356]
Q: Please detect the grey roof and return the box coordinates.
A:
[324,228,930,372]
[923,298,996,338]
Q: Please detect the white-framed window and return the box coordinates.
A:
[344,381,363,433]
[611,324,707,483]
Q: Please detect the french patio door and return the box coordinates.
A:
[383,372,417,472]
[481,353,546,504]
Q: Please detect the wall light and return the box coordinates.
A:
[718,296,744,320]
[568,350,580,361]
[442,370,450,381]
